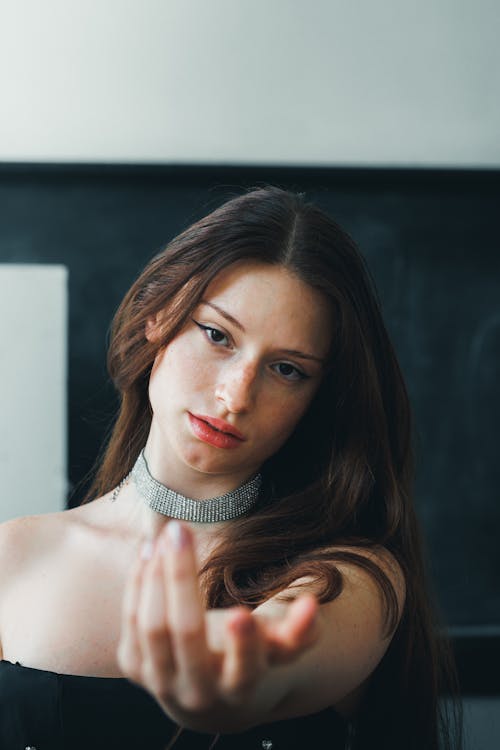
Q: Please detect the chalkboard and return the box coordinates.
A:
[0,164,498,687]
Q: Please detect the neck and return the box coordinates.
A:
[131,450,261,524]
[104,480,231,546]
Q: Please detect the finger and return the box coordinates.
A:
[117,542,149,681]
[266,594,319,664]
[205,609,234,654]
[137,540,175,697]
[162,521,212,710]
[220,608,264,700]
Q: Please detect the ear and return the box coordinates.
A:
[145,314,162,343]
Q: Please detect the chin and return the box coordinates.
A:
[182,444,233,475]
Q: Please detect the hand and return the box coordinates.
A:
[117,521,319,731]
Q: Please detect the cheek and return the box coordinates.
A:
[261,391,315,450]
[149,339,213,406]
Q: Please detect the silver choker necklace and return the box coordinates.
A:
[130,450,262,523]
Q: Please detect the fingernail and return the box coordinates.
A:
[167,520,188,549]
[140,538,154,560]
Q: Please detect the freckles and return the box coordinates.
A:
[159,339,199,379]
[187,362,214,396]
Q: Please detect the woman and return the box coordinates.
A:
[0,186,460,749]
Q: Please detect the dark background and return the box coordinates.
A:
[1,163,499,693]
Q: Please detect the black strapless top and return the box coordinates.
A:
[0,659,348,749]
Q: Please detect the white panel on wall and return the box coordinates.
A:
[0,265,67,522]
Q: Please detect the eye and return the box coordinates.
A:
[271,362,308,381]
[192,320,230,346]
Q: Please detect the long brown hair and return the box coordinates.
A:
[86,186,461,749]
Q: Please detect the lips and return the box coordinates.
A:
[194,414,245,440]
[188,413,245,449]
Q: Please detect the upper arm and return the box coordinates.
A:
[254,548,405,720]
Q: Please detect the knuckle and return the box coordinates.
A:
[117,650,141,683]
[179,687,212,712]
[141,662,169,697]
[141,620,167,641]
[171,565,192,584]
[224,670,258,697]
[176,624,204,646]
[125,609,138,628]
[221,651,263,698]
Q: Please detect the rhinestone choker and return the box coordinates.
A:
[130,450,262,523]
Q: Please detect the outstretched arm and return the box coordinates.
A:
[117,520,404,733]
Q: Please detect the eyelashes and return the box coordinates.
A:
[192,320,229,346]
[191,319,309,382]
[271,362,308,381]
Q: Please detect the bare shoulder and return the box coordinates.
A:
[0,512,66,657]
[330,544,406,619]
[0,502,107,578]
[0,511,70,587]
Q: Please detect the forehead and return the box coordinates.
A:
[202,261,333,357]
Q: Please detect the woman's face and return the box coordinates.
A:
[146,261,333,494]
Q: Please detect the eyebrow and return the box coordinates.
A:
[201,300,245,332]
[199,300,326,364]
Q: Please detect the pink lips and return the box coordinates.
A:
[196,414,245,440]
[188,413,245,449]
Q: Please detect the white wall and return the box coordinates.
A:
[0,0,498,167]
[0,265,67,522]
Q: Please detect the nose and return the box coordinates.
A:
[215,359,258,414]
